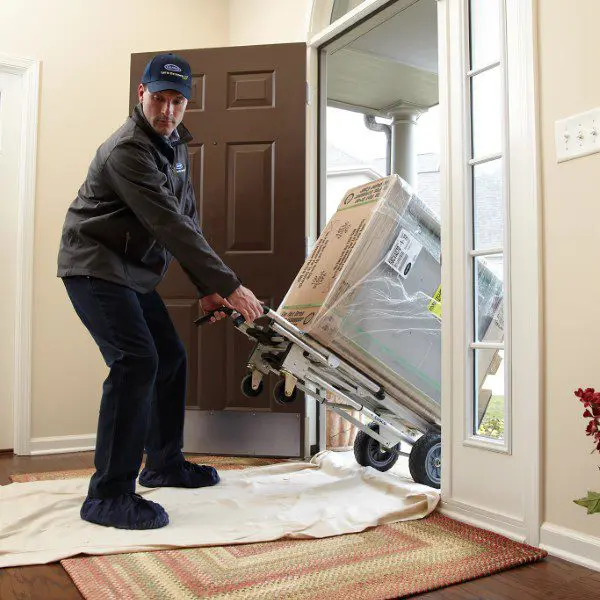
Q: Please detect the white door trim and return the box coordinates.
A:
[0,54,40,456]
[309,0,389,45]
[504,0,543,546]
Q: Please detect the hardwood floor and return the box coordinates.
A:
[0,451,598,600]
[0,451,94,600]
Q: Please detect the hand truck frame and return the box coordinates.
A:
[196,307,442,488]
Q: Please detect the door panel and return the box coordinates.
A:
[226,143,274,253]
[130,44,306,456]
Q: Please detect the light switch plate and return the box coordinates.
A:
[555,108,600,163]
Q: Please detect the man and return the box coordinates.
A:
[57,52,263,530]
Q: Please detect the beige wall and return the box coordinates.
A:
[538,0,600,540]
[0,0,229,439]
[228,0,312,45]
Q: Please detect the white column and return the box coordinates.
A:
[389,107,424,190]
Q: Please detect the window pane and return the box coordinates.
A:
[471,67,503,158]
[474,256,504,343]
[469,0,501,70]
[330,0,365,24]
[474,349,505,440]
[473,159,504,250]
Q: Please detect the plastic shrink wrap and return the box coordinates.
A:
[279,176,503,427]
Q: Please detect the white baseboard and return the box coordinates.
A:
[440,498,527,543]
[28,434,96,455]
[540,522,600,572]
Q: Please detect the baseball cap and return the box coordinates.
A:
[141,53,192,100]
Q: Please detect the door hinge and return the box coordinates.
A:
[305,82,311,106]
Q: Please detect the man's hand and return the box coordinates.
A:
[200,293,231,324]
[226,286,263,324]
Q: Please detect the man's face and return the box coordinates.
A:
[138,84,187,137]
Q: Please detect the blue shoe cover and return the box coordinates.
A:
[80,493,169,529]
[139,460,220,489]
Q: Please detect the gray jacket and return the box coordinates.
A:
[57,104,241,298]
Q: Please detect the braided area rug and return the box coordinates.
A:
[60,512,546,599]
[9,456,545,598]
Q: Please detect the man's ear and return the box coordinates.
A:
[137,83,145,103]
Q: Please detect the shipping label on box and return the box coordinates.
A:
[385,228,423,279]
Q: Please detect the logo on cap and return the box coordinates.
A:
[164,63,182,72]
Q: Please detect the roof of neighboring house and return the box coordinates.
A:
[327,144,363,168]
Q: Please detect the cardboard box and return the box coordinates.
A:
[279,175,443,421]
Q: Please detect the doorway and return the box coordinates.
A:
[316,0,504,465]
[316,0,443,472]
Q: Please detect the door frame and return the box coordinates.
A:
[0,54,40,456]
[307,0,542,544]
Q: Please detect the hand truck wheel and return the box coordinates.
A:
[353,422,400,472]
[273,379,298,404]
[408,431,441,489]
[240,374,264,397]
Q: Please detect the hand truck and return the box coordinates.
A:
[196,307,442,488]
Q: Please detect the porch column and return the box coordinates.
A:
[389,106,424,190]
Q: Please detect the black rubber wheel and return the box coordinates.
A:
[408,432,441,488]
[353,422,400,472]
[240,374,264,397]
[273,379,298,404]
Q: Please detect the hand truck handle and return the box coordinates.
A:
[194,307,235,326]
[194,305,271,327]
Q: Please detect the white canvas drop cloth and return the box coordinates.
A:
[0,451,439,568]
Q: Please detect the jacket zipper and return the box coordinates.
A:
[125,231,130,254]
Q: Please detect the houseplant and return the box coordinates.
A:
[573,388,600,514]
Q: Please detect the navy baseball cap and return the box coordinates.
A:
[141,53,192,100]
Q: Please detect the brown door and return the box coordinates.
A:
[130,44,307,457]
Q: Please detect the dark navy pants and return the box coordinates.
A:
[63,276,187,498]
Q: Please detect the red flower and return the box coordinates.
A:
[574,387,600,454]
